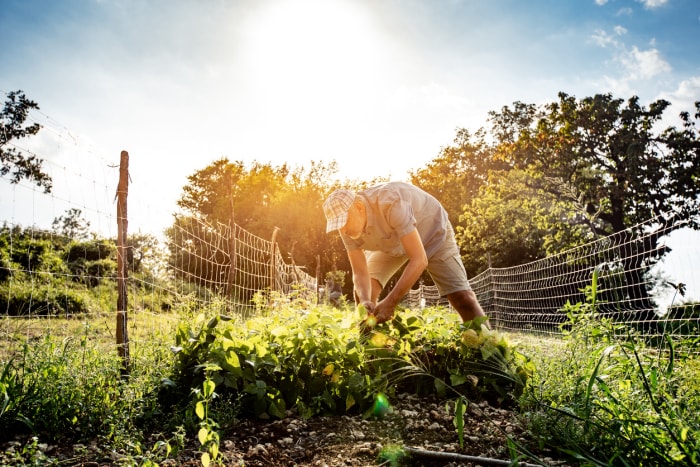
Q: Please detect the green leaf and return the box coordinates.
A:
[434,378,447,397]
[450,373,468,386]
[453,397,467,448]
[346,393,356,411]
[270,326,288,338]
[267,399,286,419]
[222,350,243,377]
[195,401,205,420]
[203,379,216,398]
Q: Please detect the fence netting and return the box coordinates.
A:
[166,216,317,314]
[404,213,699,341]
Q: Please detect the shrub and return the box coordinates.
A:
[158,303,530,435]
[65,239,115,263]
[0,282,89,316]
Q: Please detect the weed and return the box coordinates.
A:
[520,269,700,465]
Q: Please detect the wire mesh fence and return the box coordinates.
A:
[407,212,700,341]
[166,215,318,315]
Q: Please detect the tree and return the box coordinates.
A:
[456,169,592,275]
[168,159,354,296]
[0,91,52,192]
[409,128,507,227]
[176,158,290,233]
[481,93,700,308]
[52,208,91,240]
[489,93,700,237]
[126,233,163,276]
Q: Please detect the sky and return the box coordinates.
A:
[1,0,699,304]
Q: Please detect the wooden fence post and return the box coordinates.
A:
[316,254,321,303]
[224,175,237,312]
[269,227,280,298]
[116,150,130,375]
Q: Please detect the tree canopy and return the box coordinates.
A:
[417,93,700,275]
[167,159,363,290]
[0,91,52,193]
[488,93,700,236]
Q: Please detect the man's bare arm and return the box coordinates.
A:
[374,229,428,322]
[347,248,373,308]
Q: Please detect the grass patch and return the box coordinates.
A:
[519,273,700,466]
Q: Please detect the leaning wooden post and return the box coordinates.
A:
[224,172,237,312]
[116,150,130,375]
[316,254,321,303]
[269,227,280,301]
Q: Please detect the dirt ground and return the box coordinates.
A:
[2,393,574,466]
[176,392,576,466]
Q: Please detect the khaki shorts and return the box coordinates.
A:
[366,231,471,297]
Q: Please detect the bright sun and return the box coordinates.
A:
[239,0,390,138]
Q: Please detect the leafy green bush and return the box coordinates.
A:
[65,239,115,263]
[159,302,531,437]
[0,247,13,283]
[0,281,90,316]
[6,237,68,277]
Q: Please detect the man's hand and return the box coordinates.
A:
[373,300,396,324]
[358,301,377,335]
[359,301,376,314]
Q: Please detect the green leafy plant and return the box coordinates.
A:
[194,371,222,467]
[520,269,700,465]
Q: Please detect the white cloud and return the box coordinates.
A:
[595,0,608,5]
[591,25,627,47]
[614,25,628,36]
[636,0,669,9]
[591,29,617,47]
[622,46,672,79]
[653,77,700,131]
[616,7,633,16]
[661,77,700,107]
[591,26,672,85]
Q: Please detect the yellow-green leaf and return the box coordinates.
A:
[195,401,205,420]
[198,427,208,445]
[203,379,216,398]
[346,393,356,411]
[322,363,335,376]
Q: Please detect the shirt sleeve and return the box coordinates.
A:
[384,195,416,238]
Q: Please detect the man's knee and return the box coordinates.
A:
[447,289,476,306]
[447,289,485,321]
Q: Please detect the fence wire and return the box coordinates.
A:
[166,216,318,314]
[405,213,699,341]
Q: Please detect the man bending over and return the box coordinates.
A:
[323,182,487,325]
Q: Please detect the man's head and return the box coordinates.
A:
[323,189,355,233]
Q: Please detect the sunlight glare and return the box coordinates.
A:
[240,0,389,134]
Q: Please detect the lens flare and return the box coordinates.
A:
[372,392,390,418]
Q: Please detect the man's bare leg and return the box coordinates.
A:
[446,289,487,322]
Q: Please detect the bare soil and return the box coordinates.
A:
[2,393,574,466]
